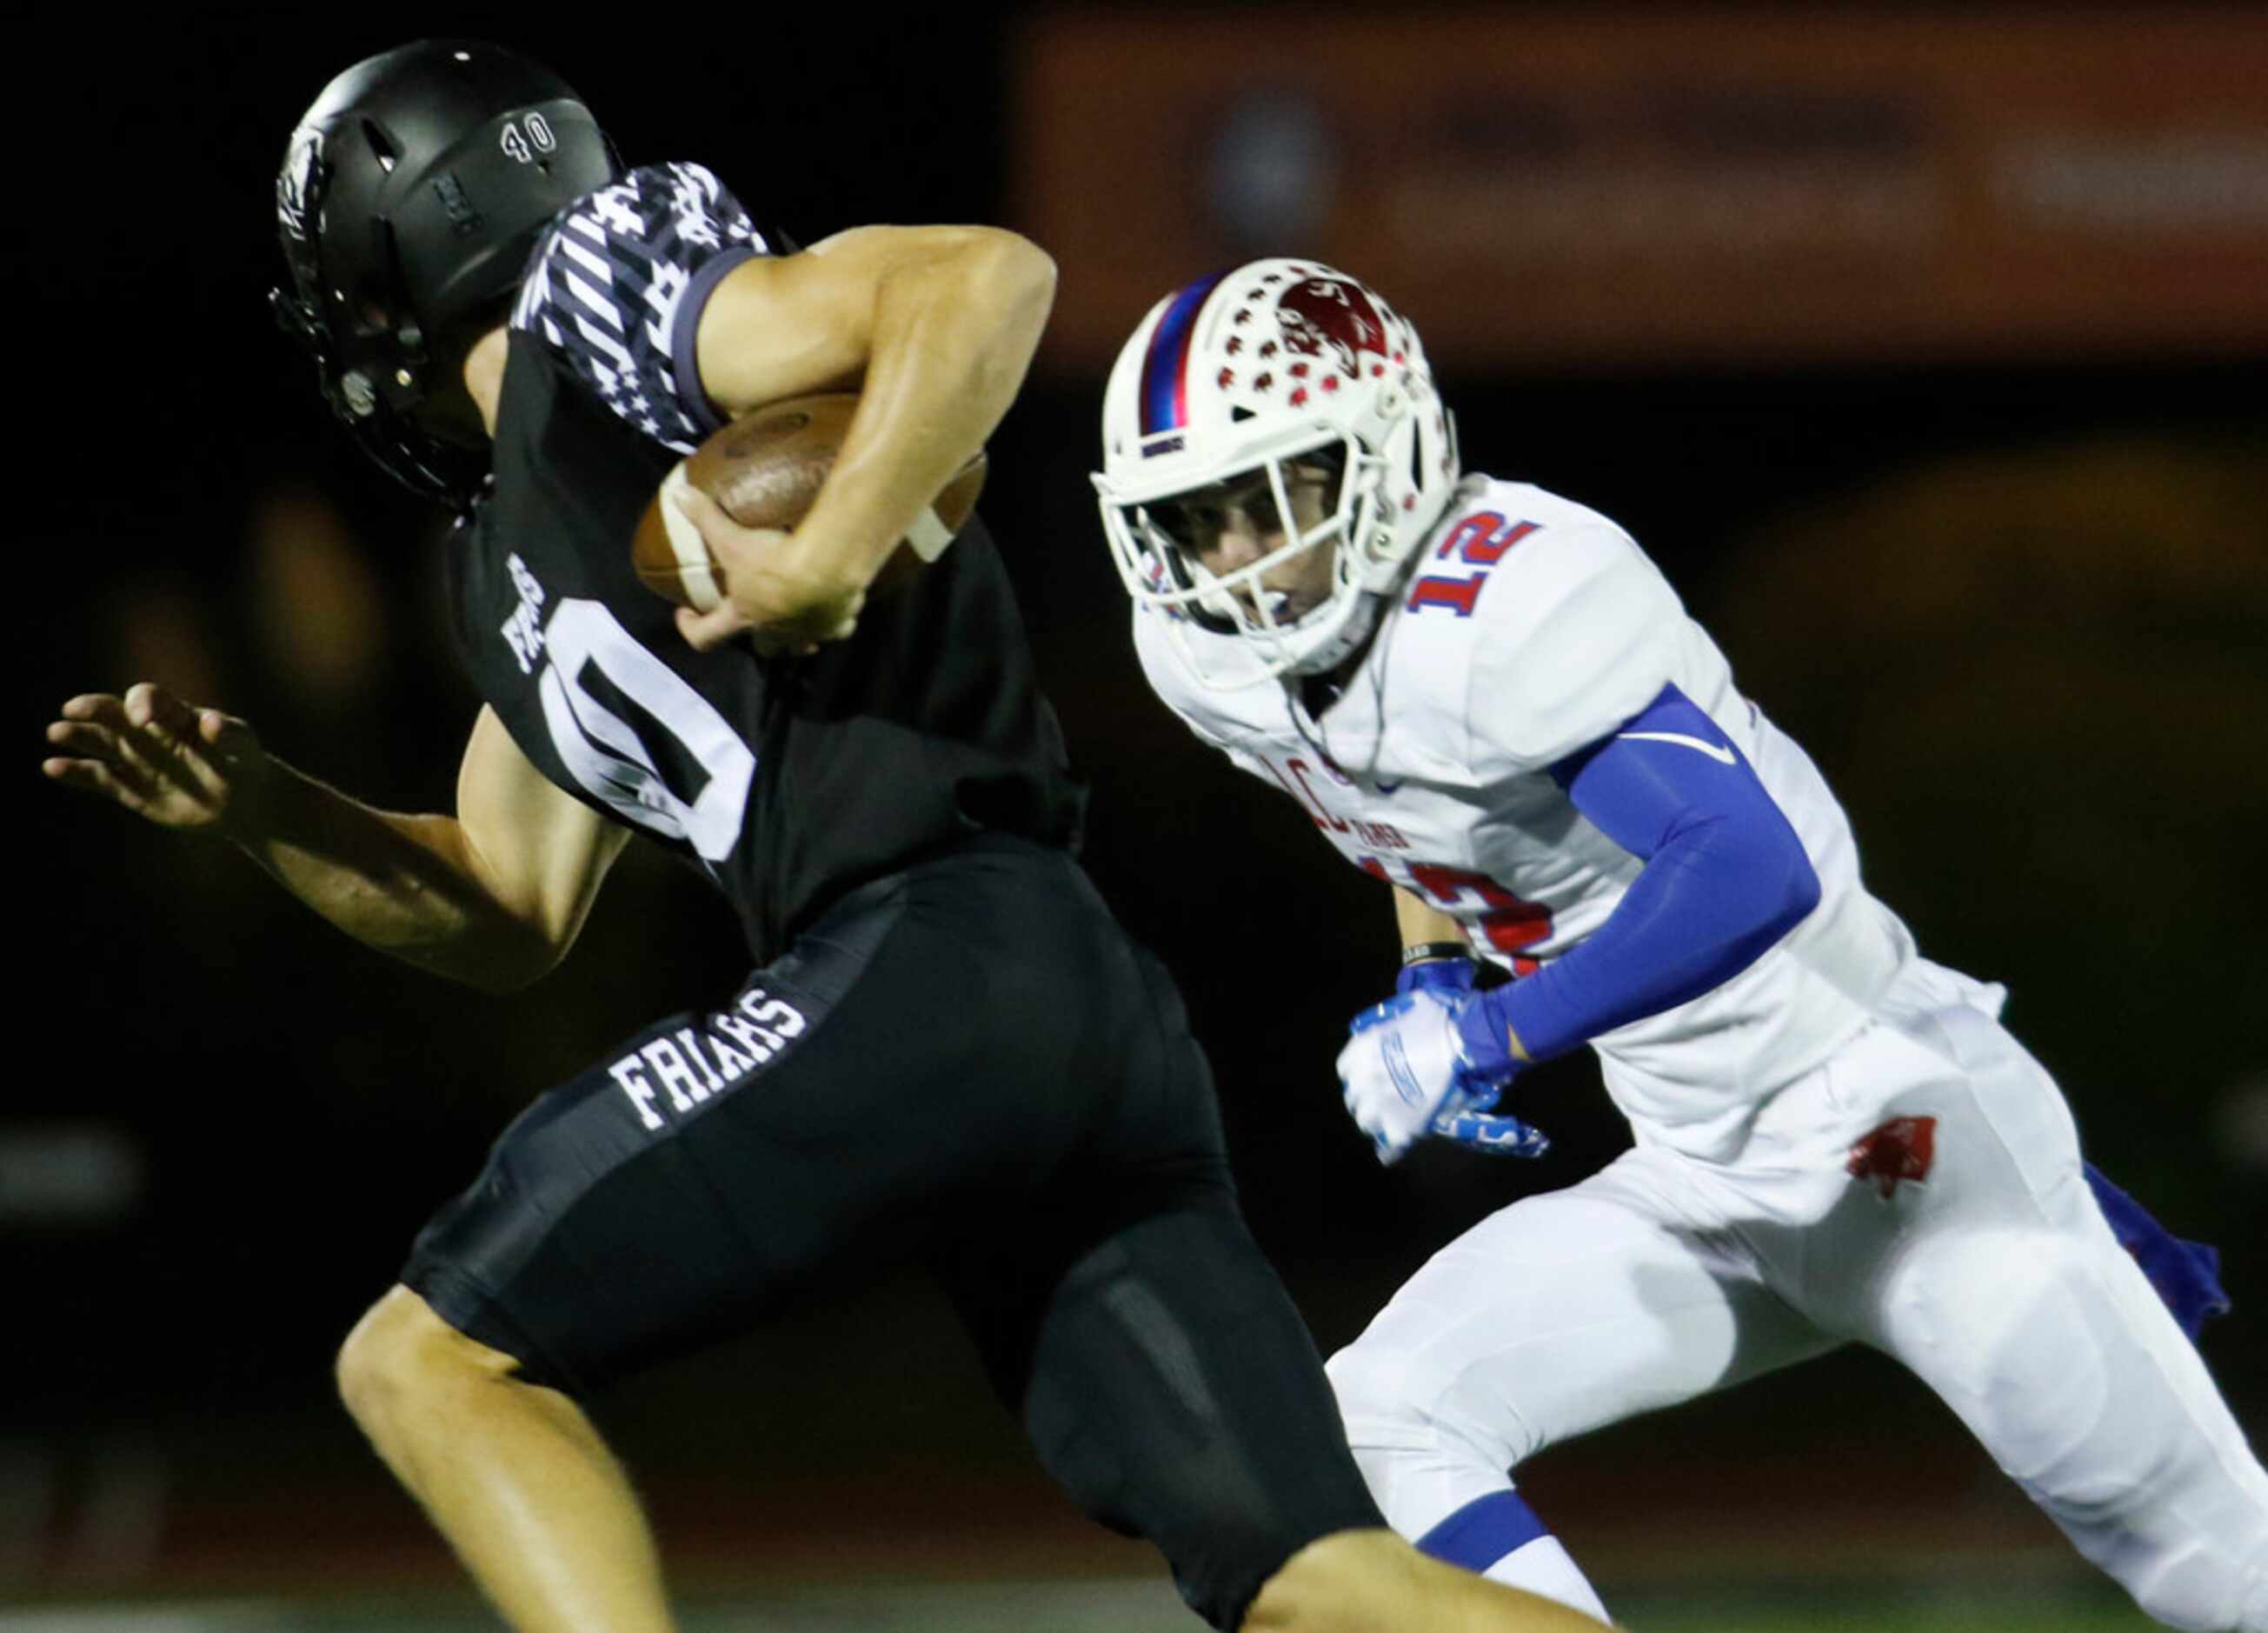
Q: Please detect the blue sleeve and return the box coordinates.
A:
[509,162,774,453]
[1463,683,1821,1067]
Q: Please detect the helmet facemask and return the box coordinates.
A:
[272,200,492,509]
[1104,435,1396,683]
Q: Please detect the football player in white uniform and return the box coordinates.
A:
[1094,259,2268,1631]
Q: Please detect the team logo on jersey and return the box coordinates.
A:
[1276,277,1390,377]
[1846,1115,1938,1198]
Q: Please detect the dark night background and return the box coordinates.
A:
[10,4,2265,1615]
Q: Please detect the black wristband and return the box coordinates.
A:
[1400,942,1471,967]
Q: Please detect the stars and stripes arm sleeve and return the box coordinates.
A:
[509,162,775,454]
[1460,683,1822,1067]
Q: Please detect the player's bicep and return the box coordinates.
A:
[455,706,630,956]
[1550,684,1798,861]
[693,224,1032,416]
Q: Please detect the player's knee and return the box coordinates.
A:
[2089,1466,2268,1631]
[1327,1338,1540,1485]
[1240,1528,1415,1631]
[1246,1528,1605,1631]
[336,1285,508,1435]
[336,1288,428,1430]
[2122,1534,2268,1633]
[1327,1340,1426,1443]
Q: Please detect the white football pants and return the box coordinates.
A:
[1327,960,2268,1631]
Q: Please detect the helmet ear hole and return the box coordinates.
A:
[359,118,400,173]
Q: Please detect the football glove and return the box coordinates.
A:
[1337,987,1551,1165]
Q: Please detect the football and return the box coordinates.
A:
[630,392,988,612]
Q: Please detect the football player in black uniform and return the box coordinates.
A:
[43,41,1604,1633]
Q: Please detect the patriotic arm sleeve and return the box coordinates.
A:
[509,161,774,454]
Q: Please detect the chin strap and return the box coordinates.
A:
[269,284,493,520]
[347,411,491,517]
[1284,586,1387,680]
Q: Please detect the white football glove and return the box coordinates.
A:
[1336,988,1551,1166]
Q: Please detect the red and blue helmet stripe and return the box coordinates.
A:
[1138,270,1229,437]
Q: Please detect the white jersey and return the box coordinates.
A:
[1134,475,1918,1160]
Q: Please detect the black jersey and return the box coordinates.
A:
[446,163,1084,958]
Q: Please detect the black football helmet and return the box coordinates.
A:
[272,41,621,511]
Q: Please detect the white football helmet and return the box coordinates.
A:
[1094,258,1459,690]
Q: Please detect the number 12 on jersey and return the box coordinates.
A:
[1360,855,1551,974]
[1407,511,1540,618]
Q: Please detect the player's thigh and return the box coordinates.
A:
[1858,1005,2268,1616]
[401,870,1018,1396]
[936,1180,1381,1633]
[1327,1152,1837,1476]
[1852,1001,2245,1471]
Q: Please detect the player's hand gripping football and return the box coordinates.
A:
[668,483,865,659]
[43,683,269,836]
[1337,959,1551,1165]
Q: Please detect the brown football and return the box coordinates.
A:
[630,392,987,611]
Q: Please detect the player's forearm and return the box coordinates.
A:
[1393,886,1466,957]
[1470,689,1820,1064]
[229,759,556,992]
[1473,813,1818,1064]
[775,233,1055,597]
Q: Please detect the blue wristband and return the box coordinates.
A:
[1398,952,1478,999]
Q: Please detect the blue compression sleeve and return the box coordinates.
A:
[1463,684,1821,1068]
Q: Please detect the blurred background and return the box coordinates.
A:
[13,5,2266,1629]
